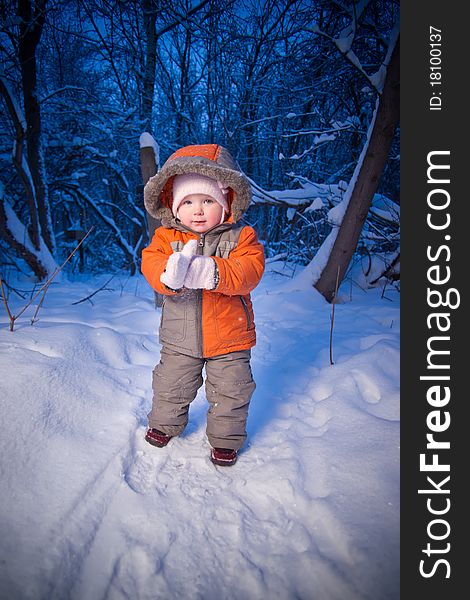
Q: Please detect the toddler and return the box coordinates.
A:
[141,144,264,466]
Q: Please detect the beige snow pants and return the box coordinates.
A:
[148,347,256,450]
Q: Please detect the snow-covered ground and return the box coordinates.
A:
[0,262,399,600]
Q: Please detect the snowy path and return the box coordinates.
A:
[0,267,399,600]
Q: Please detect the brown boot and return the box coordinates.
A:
[145,428,172,448]
[210,447,238,466]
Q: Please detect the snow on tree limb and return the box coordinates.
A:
[139,132,160,166]
[333,13,399,95]
[278,21,400,296]
[279,97,380,293]
[0,191,57,279]
[249,176,363,214]
[308,3,398,96]
[336,0,371,41]
[313,35,400,301]
[248,177,313,210]
[39,86,89,104]
[0,75,43,251]
[0,76,27,132]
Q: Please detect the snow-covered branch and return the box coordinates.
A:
[0,76,27,133]
[307,4,398,96]
[0,191,57,279]
[63,185,143,270]
[40,86,90,104]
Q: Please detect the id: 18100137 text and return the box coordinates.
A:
[429,26,442,111]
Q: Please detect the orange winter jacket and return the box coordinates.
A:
[141,144,265,358]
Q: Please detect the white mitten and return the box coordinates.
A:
[160,239,198,290]
[184,255,216,290]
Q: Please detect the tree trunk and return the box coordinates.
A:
[142,0,157,131]
[140,145,160,241]
[140,141,162,307]
[0,76,40,251]
[0,198,53,280]
[18,0,55,255]
[315,37,400,302]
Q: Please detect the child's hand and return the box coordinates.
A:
[160,239,198,290]
[184,256,216,290]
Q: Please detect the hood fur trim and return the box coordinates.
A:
[144,145,252,227]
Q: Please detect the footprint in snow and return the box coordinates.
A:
[107,546,170,599]
[350,369,381,404]
[22,340,62,359]
[309,381,334,403]
[124,448,163,494]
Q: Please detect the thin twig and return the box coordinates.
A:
[30,285,49,325]
[0,277,15,331]
[28,226,95,325]
[0,278,28,300]
[71,274,116,305]
[380,279,388,299]
[1,226,94,330]
[329,266,341,365]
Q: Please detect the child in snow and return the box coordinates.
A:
[141,144,265,466]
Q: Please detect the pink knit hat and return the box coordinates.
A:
[172,173,229,218]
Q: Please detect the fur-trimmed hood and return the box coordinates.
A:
[144,144,252,227]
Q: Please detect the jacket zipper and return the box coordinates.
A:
[240,296,252,330]
[196,233,205,357]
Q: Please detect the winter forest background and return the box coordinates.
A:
[0,0,399,297]
[0,3,400,597]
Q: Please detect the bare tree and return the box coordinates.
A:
[18,0,55,255]
[141,0,158,131]
[0,0,58,279]
[315,36,399,301]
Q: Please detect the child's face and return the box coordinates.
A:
[177,193,225,233]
